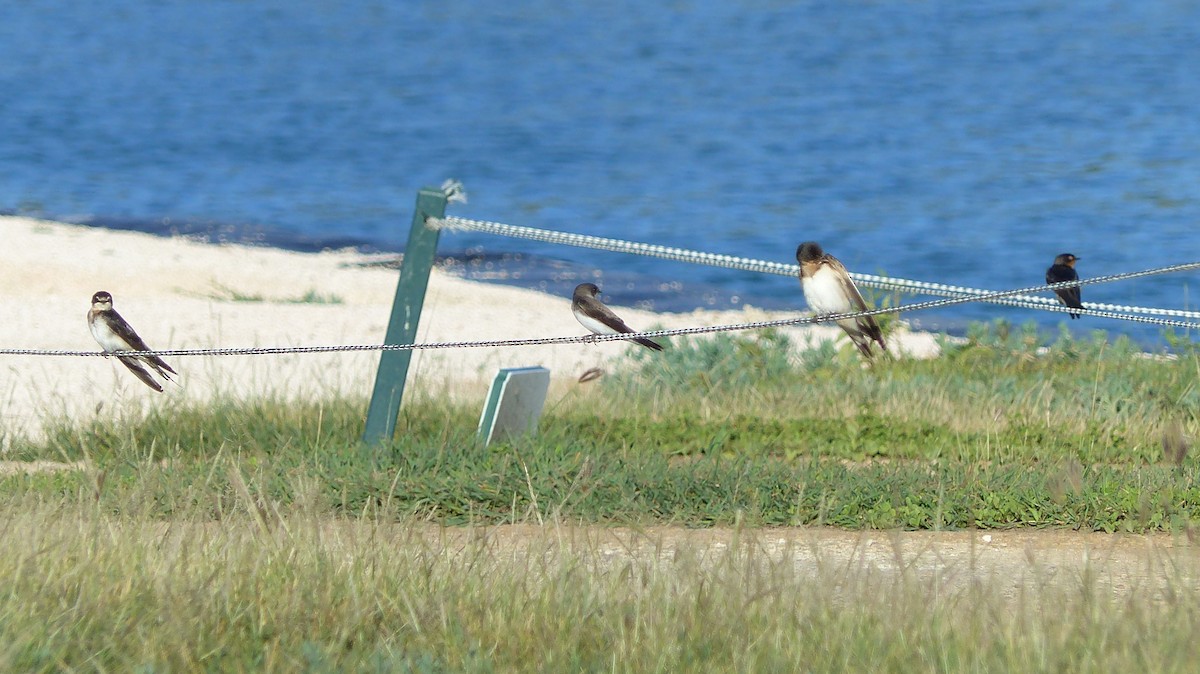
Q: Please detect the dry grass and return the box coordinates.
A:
[2,499,1200,672]
[3,324,1200,669]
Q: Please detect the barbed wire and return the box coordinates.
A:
[1,261,1196,359]
[431,216,1200,321]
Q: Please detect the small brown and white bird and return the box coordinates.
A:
[87,291,177,392]
[796,241,888,360]
[1045,253,1083,319]
[571,282,663,351]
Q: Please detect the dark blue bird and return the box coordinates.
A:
[1046,253,1083,319]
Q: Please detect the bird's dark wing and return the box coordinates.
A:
[1045,264,1077,285]
[104,310,154,351]
[105,309,176,377]
[827,255,886,352]
[1046,265,1083,309]
[1057,286,1082,309]
[574,297,663,351]
[578,297,636,334]
[825,255,870,313]
[591,300,664,351]
[116,354,164,392]
[632,336,664,351]
[143,355,176,380]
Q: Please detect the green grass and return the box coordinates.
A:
[286,288,345,305]
[1,501,1200,671]
[3,323,1200,669]
[10,411,1198,532]
[204,282,344,304]
[5,321,1200,532]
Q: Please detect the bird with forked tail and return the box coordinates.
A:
[87,291,177,392]
[796,241,888,361]
[571,282,663,352]
[1046,253,1083,319]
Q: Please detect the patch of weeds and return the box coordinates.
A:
[204,283,343,304]
[861,279,905,341]
[1163,326,1200,356]
[794,336,840,371]
[206,282,265,303]
[612,328,796,392]
[286,289,344,305]
[955,319,1047,355]
[10,322,1200,532]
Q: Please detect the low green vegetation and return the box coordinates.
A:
[204,282,344,304]
[5,321,1198,532]
[2,503,1200,671]
[3,504,1200,672]
[4,322,1200,670]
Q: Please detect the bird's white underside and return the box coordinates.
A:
[89,317,135,353]
[801,266,856,315]
[573,308,623,336]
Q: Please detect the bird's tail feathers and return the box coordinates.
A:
[635,337,665,352]
[116,355,165,392]
[144,354,177,380]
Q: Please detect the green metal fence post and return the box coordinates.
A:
[362,187,448,445]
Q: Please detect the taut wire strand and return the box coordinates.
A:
[3,260,1198,358]
[431,215,1200,322]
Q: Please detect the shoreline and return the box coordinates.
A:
[0,216,939,439]
[15,210,784,316]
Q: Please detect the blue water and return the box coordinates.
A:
[3,1,1200,338]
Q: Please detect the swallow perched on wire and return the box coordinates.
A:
[796,241,888,360]
[87,291,177,392]
[1046,253,1083,319]
[571,282,663,351]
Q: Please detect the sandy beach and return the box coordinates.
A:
[0,216,939,439]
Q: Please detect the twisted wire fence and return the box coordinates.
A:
[432,215,1200,322]
[3,186,1198,359]
[2,257,1197,359]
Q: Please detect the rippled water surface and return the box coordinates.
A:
[3,1,1199,337]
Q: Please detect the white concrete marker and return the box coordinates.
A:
[477,366,551,446]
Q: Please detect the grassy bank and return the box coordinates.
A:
[3,505,1200,672]
[3,322,1200,670]
[3,321,1199,532]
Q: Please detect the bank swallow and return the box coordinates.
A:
[796,242,888,360]
[1046,253,1083,319]
[572,283,664,351]
[87,291,177,392]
